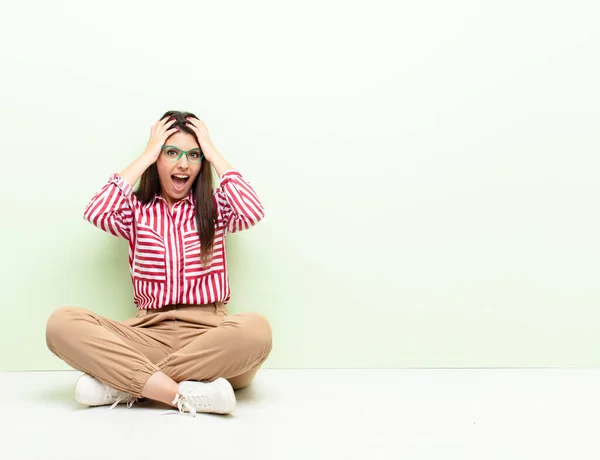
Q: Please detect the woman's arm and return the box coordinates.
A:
[118,154,156,187]
[215,169,265,234]
[203,141,265,233]
[84,117,178,239]
[184,116,265,232]
[83,154,156,239]
[83,173,136,240]
[206,148,235,179]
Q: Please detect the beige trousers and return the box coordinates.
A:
[45,302,273,398]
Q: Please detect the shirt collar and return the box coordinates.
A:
[150,190,195,207]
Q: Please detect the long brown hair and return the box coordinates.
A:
[133,110,217,266]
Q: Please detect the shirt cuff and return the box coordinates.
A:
[108,173,134,197]
[219,169,242,183]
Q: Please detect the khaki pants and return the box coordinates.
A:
[45,303,273,398]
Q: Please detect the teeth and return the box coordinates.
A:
[173,175,189,179]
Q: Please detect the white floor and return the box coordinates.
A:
[2,369,600,459]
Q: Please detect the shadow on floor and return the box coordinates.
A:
[32,372,266,413]
[34,382,83,409]
[234,382,263,404]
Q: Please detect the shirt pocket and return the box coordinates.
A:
[133,225,167,282]
[182,230,225,280]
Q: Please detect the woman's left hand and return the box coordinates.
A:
[185,117,218,161]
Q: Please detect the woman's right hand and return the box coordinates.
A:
[142,116,179,162]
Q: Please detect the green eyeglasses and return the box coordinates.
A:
[161,145,204,163]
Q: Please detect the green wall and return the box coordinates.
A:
[1,0,600,370]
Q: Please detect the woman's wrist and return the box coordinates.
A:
[119,154,156,187]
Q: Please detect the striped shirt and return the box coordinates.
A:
[83,170,264,309]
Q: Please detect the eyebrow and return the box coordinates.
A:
[163,145,202,151]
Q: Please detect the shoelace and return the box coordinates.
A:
[162,392,212,417]
[102,385,138,411]
[103,390,211,416]
[109,395,138,411]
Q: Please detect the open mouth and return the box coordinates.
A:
[171,174,190,191]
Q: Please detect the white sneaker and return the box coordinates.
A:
[173,378,236,416]
[74,374,137,410]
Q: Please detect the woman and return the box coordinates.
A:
[45,111,272,417]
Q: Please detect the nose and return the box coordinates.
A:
[176,156,190,169]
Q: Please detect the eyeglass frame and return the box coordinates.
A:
[160,145,205,163]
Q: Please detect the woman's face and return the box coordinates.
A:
[156,131,203,206]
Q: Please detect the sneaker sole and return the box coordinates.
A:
[74,374,133,407]
[74,374,98,406]
[212,378,237,414]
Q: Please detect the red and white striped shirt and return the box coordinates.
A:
[83,170,264,309]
